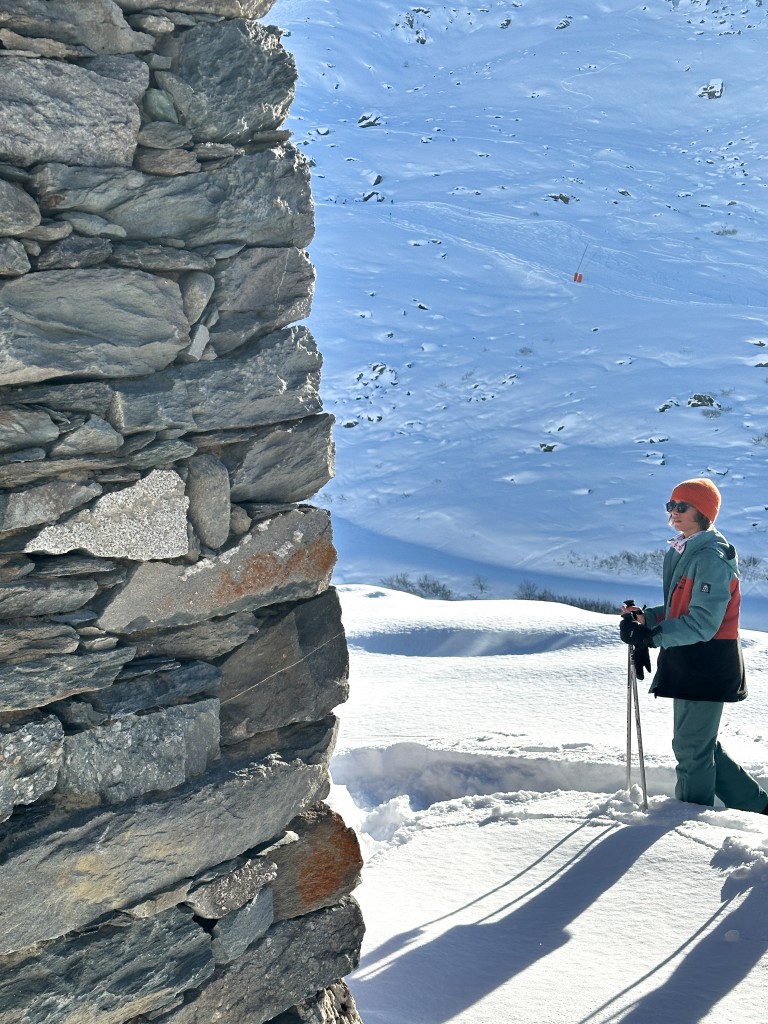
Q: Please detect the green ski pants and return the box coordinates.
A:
[672,698,768,812]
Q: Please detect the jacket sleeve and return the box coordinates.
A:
[644,604,665,629]
[654,550,733,648]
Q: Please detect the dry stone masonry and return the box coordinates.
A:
[0,2,365,1022]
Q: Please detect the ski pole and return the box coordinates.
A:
[626,642,633,792]
[631,658,649,810]
[622,599,649,811]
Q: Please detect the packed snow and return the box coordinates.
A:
[333,587,768,1024]
[272,1,768,1020]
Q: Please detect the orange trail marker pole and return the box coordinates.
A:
[572,244,589,283]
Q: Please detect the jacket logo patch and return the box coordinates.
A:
[700,583,711,593]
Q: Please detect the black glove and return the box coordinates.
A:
[619,618,657,648]
[632,644,652,680]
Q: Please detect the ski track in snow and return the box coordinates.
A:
[333,586,768,860]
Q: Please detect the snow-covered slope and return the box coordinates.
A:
[269,5,768,1017]
[277,0,768,606]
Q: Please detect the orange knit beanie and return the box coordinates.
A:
[670,478,721,523]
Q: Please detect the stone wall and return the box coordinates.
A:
[0,2,365,1022]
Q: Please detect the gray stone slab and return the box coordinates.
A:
[186,453,230,550]
[0,479,102,533]
[56,699,220,804]
[0,27,86,59]
[109,241,215,271]
[0,622,79,663]
[127,879,195,921]
[146,51,174,70]
[194,142,240,162]
[156,20,296,143]
[0,407,58,453]
[0,908,214,1024]
[0,647,135,712]
[183,322,210,362]
[0,0,154,55]
[185,857,277,920]
[0,747,329,954]
[0,446,45,463]
[31,555,121,578]
[80,53,150,102]
[0,713,63,822]
[26,469,189,560]
[128,438,198,469]
[31,147,314,247]
[0,553,34,581]
[130,12,175,34]
[58,211,127,238]
[47,697,105,730]
[35,234,113,269]
[211,886,274,964]
[19,237,40,257]
[210,246,314,354]
[179,270,214,324]
[143,87,179,123]
[196,241,245,261]
[211,414,335,504]
[131,613,259,661]
[96,506,336,634]
[49,415,123,456]
[0,269,189,385]
[0,177,40,236]
[0,163,30,185]
[0,58,141,168]
[0,577,98,616]
[0,238,30,276]
[0,457,110,490]
[109,326,323,435]
[154,897,364,1024]
[0,438,195,489]
[138,122,194,150]
[220,588,348,746]
[21,218,72,242]
[80,658,221,718]
[237,715,339,772]
[135,146,201,176]
[229,504,252,538]
[115,0,276,16]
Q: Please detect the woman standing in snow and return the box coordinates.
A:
[620,477,768,814]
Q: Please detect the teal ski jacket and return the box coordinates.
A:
[644,527,746,703]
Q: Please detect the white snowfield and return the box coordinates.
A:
[332,587,768,1024]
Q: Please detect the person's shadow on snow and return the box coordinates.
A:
[354,815,768,1024]
[601,870,768,1024]
[352,818,672,1024]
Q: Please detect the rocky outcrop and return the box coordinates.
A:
[0,4,361,1024]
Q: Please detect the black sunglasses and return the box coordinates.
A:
[665,501,691,514]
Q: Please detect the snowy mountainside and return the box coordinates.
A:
[276,0,768,604]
